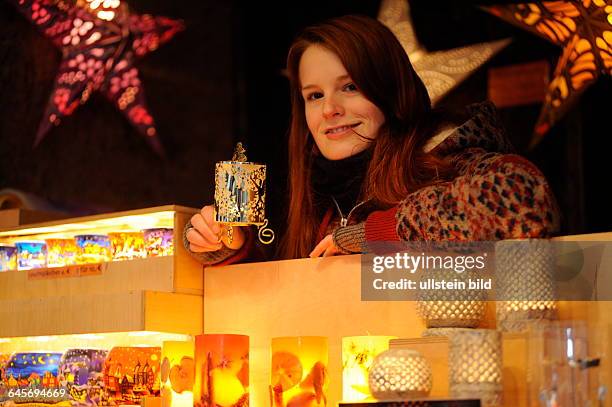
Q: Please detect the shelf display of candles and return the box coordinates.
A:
[75,234,112,264]
[109,232,146,261]
[45,238,78,267]
[15,241,47,270]
[143,228,174,257]
[0,244,17,272]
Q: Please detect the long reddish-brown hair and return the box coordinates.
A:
[281,15,456,259]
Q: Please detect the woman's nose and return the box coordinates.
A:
[322,96,344,119]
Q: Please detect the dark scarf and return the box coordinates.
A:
[311,148,372,216]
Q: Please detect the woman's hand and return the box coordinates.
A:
[187,205,246,252]
[309,234,342,258]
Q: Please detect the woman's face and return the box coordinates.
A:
[299,45,385,160]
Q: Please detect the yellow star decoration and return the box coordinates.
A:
[378,0,511,105]
[483,1,612,148]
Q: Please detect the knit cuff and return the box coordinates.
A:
[333,222,366,254]
[182,219,238,266]
[365,206,402,242]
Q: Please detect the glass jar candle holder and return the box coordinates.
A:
[0,244,17,271]
[75,234,111,264]
[45,238,78,267]
[102,346,161,405]
[15,240,47,270]
[270,336,328,407]
[59,349,108,405]
[342,336,397,402]
[143,228,174,257]
[109,232,146,261]
[194,334,249,407]
[161,341,195,407]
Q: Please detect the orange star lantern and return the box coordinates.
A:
[484,1,612,148]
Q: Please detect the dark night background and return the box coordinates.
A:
[0,0,609,236]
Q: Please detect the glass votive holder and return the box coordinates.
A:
[59,348,108,405]
[45,238,78,267]
[368,348,432,400]
[161,341,195,407]
[270,336,328,407]
[75,234,111,264]
[102,346,161,405]
[15,240,47,270]
[5,352,63,390]
[449,329,502,407]
[143,228,174,257]
[342,336,397,402]
[108,231,146,261]
[0,244,17,272]
[194,334,249,407]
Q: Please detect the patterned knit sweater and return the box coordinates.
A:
[184,101,560,264]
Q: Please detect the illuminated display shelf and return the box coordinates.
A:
[0,205,203,338]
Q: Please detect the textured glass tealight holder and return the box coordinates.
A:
[270,336,328,407]
[368,348,432,400]
[15,240,47,270]
[342,336,397,402]
[45,238,78,267]
[161,341,195,407]
[495,239,557,332]
[0,244,17,271]
[194,334,249,407]
[75,234,111,264]
[449,329,502,407]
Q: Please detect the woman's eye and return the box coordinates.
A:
[306,92,323,101]
[343,83,358,92]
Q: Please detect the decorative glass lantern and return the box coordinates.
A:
[58,348,108,405]
[102,346,161,405]
[214,142,274,245]
[194,334,249,407]
[368,349,432,400]
[5,352,63,395]
[75,234,112,264]
[161,341,194,407]
[495,239,557,332]
[0,244,17,271]
[341,336,397,402]
[15,241,47,270]
[109,232,146,261]
[270,336,328,407]
[45,238,78,267]
[143,228,174,257]
[449,329,502,407]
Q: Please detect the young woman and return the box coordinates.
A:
[184,15,559,265]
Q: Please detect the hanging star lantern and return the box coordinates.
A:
[483,1,612,148]
[8,0,184,156]
[378,0,512,105]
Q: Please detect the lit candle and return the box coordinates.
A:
[161,341,194,407]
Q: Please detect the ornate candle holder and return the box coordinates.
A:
[143,228,174,257]
[270,336,328,407]
[214,142,274,245]
[342,335,397,402]
[161,341,195,407]
[194,334,249,407]
[368,349,432,400]
[75,234,112,264]
[15,240,47,270]
[46,238,78,267]
[449,329,502,407]
[0,244,17,271]
[109,231,146,261]
[495,239,557,332]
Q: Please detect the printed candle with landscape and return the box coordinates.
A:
[342,336,397,402]
[102,346,161,405]
[109,232,146,261]
[45,238,78,267]
[194,334,249,407]
[75,235,111,264]
[15,241,47,270]
[161,341,194,407]
[270,336,328,407]
[58,348,108,406]
[143,228,174,257]
[0,244,17,272]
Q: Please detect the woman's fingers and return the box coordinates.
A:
[200,205,221,235]
[190,213,220,245]
[309,234,338,258]
[187,229,222,252]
